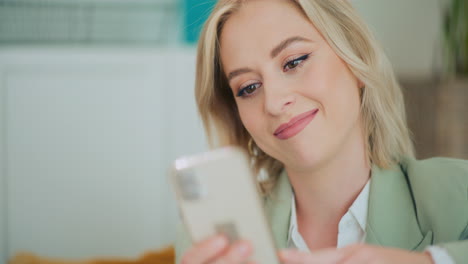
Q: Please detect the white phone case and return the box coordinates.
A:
[170,147,280,263]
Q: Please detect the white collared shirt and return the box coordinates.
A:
[287,179,454,264]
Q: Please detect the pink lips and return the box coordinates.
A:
[274,109,319,140]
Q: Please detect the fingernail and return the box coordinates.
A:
[213,236,227,249]
[279,250,291,259]
[236,243,250,256]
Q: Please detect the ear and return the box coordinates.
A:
[357,79,365,89]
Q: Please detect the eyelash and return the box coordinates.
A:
[283,53,310,72]
[236,53,311,98]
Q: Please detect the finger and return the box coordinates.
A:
[279,248,348,264]
[340,245,429,264]
[181,235,229,264]
[213,240,253,264]
[340,244,376,264]
[278,249,316,264]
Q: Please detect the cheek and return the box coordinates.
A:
[298,56,338,104]
[313,60,360,116]
[237,102,261,136]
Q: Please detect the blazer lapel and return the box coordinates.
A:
[264,170,292,249]
[365,164,432,250]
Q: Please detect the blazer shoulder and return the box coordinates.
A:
[401,157,468,242]
[401,156,468,202]
[403,156,468,185]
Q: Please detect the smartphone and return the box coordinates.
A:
[170,146,280,263]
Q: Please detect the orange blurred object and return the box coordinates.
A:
[9,247,175,264]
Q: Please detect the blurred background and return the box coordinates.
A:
[0,0,466,263]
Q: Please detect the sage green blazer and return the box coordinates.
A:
[175,157,468,263]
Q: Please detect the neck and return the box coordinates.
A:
[286,126,370,225]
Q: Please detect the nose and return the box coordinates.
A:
[263,81,296,116]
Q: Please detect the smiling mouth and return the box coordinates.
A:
[273,109,319,140]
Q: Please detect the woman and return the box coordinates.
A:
[176,0,468,263]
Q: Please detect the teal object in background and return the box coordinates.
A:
[183,0,216,44]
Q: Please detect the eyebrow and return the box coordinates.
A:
[227,67,254,83]
[227,36,313,82]
[270,36,313,58]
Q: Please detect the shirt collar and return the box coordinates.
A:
[348,179,371,231]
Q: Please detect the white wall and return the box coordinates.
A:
[0,69,8,264]
[353,0,443,78]
[0,47,206,261]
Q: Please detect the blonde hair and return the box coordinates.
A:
[195,0,415,194]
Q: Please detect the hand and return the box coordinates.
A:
[278,244,434,264]
[180,235,255,264]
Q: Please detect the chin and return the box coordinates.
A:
[282,147,327,172]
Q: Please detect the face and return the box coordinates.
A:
[220,0,364,173]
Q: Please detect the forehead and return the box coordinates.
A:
[219,0,322,68]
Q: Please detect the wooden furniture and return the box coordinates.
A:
[402,78,468,159]
[9,247,175,264]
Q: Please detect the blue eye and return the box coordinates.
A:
[283,54,310,72]
[237,83,260,97]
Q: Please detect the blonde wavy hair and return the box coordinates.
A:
[195,0,415,194]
